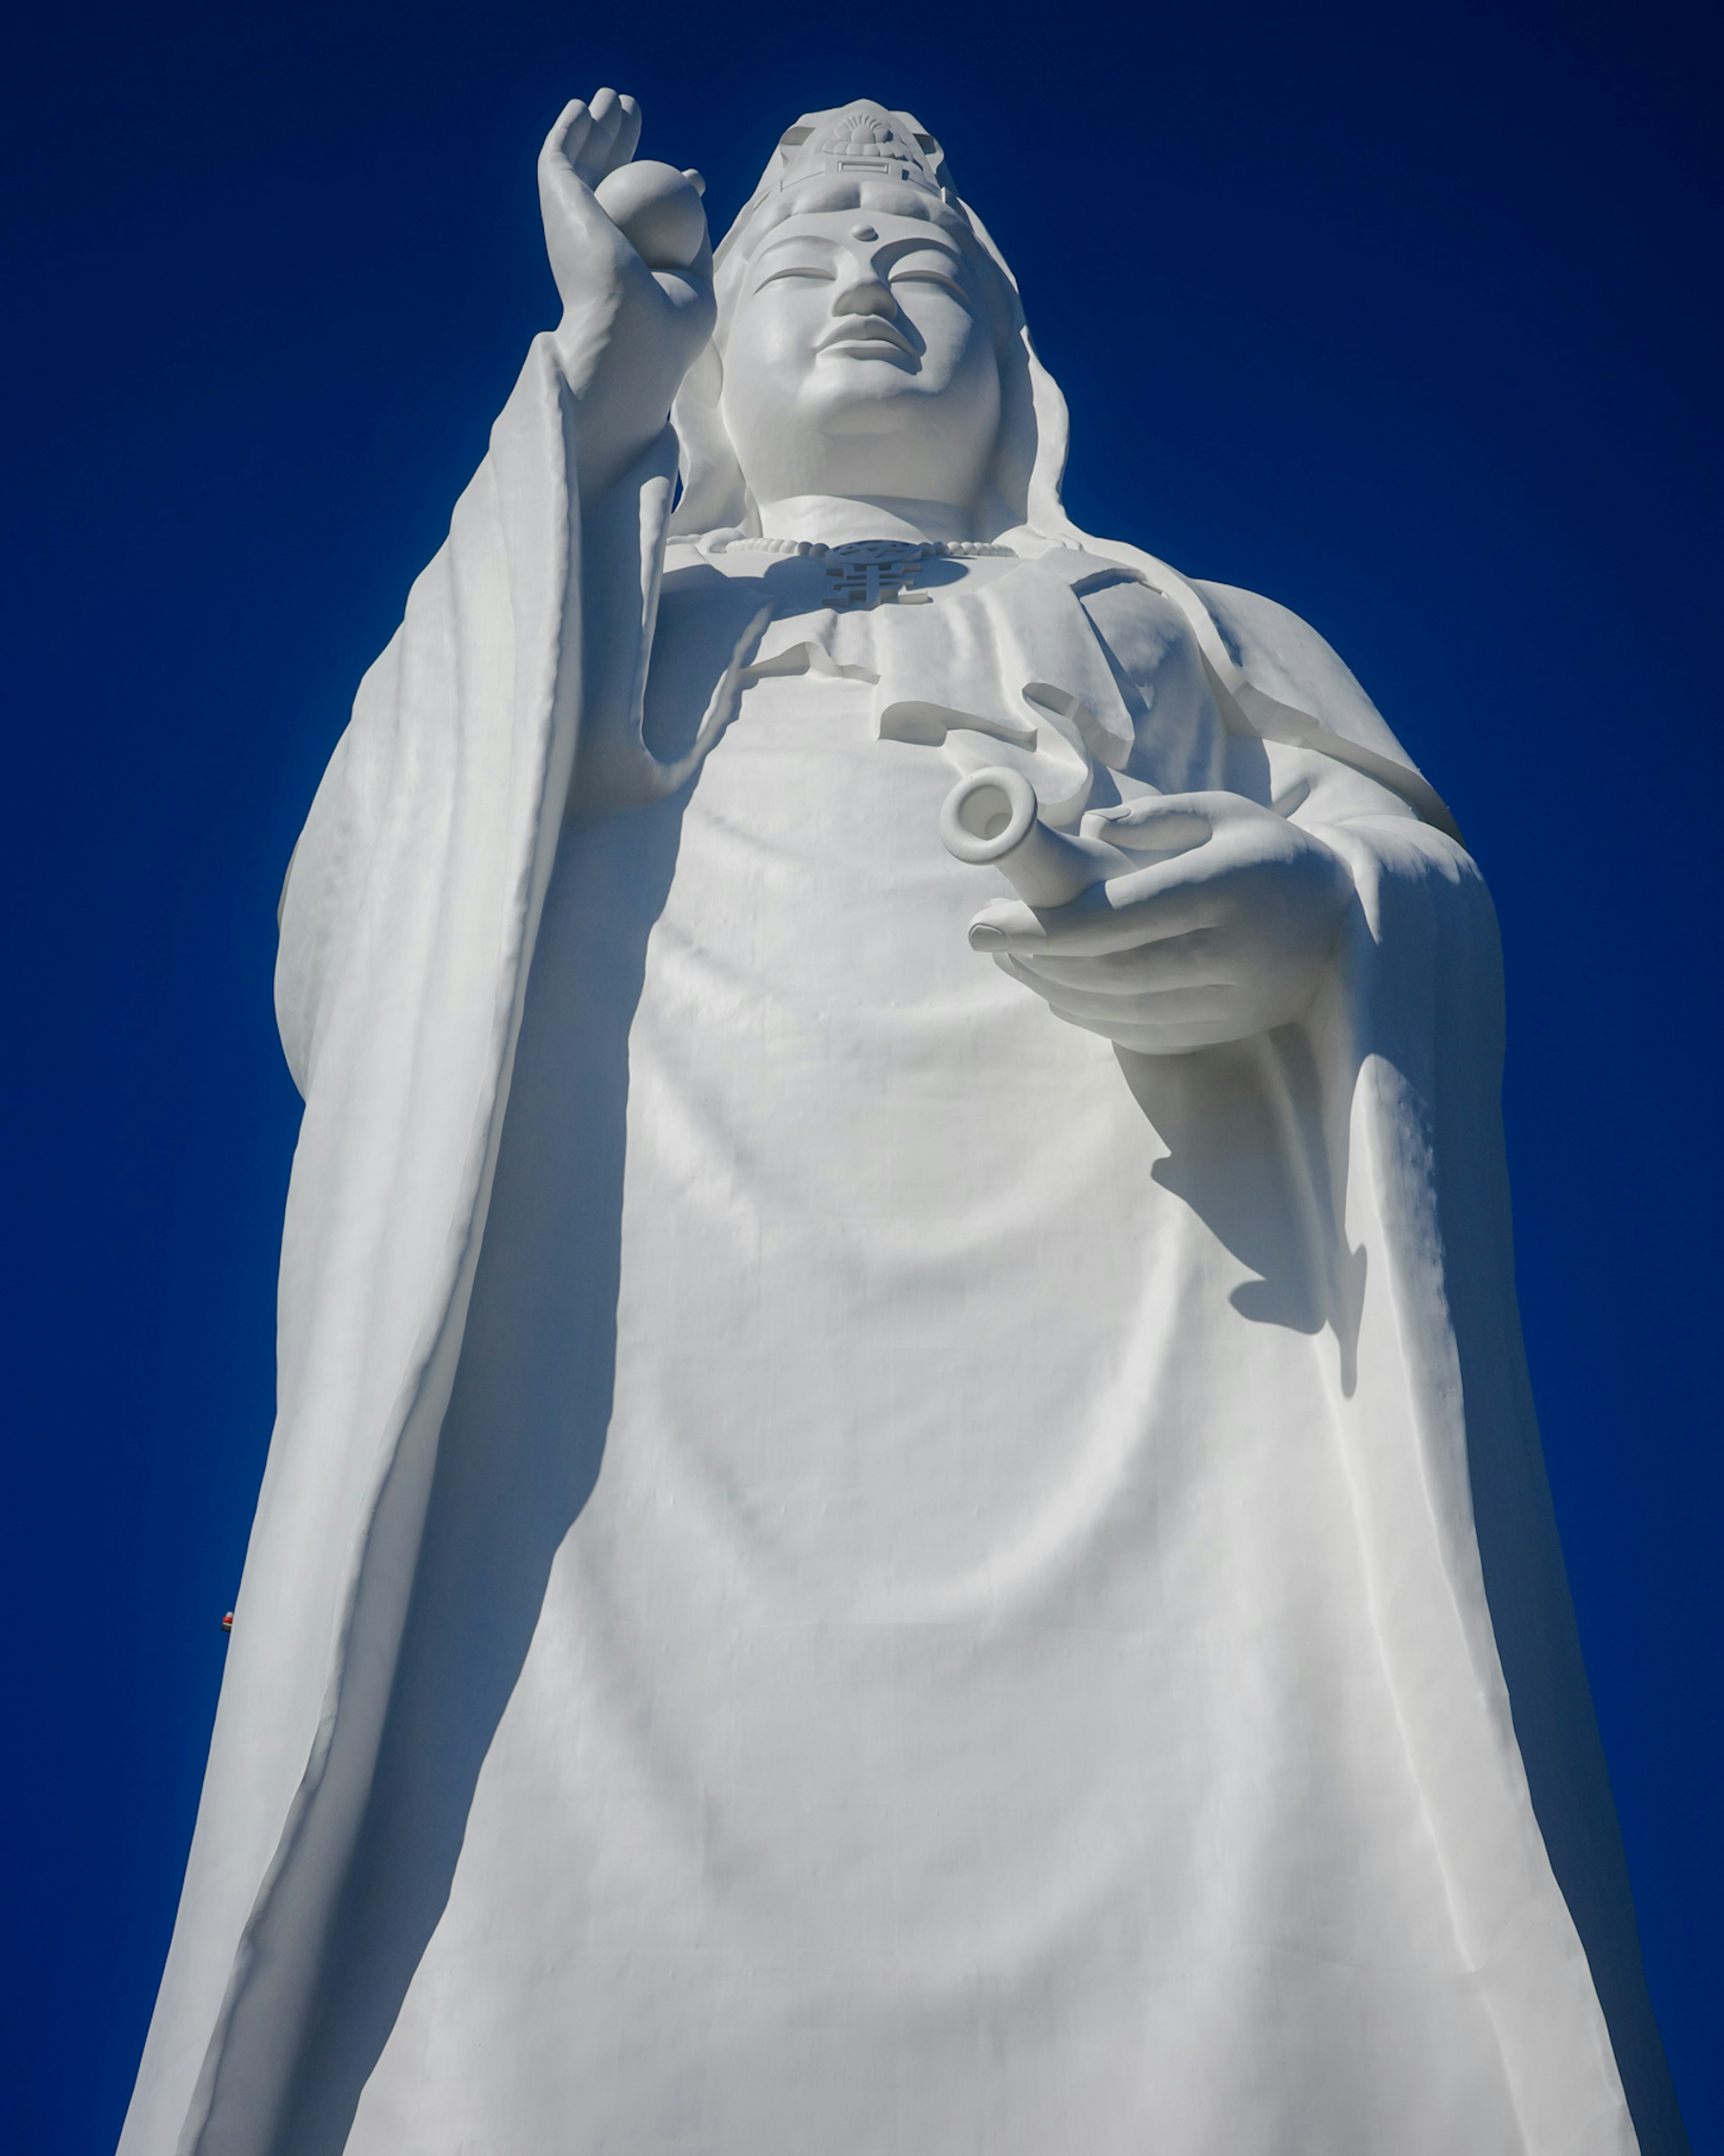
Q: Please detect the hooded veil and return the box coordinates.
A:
[670,107,1461,837]
[120,102,1684,2156]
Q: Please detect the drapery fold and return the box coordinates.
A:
[1308,823,1660,2150]
[123,335,589,2156]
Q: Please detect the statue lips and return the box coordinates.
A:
[818,316,916,361]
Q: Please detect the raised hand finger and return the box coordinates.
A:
[605,94,643,177]
[545,98,595,177]
[575,87,641,187]
[570,88,623,186]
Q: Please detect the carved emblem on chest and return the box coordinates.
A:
[821,542,934,609]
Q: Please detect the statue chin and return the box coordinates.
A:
[721,379,1001,530]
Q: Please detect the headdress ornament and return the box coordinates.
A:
[713,101,959,273]
[767,106,949,196]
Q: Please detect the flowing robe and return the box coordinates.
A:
[120,336,1685,2156]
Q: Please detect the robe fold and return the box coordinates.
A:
[120,325,1684,2156]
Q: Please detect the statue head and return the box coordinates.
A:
[670,103,1071,542]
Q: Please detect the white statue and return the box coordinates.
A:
[121,94,1687,2156]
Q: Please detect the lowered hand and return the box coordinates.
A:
[968,791,1354,1055]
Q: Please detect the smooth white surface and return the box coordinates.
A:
[121,95,1685,2156]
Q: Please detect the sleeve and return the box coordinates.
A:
[273,632,404,1097]
[1190,577,1465,843]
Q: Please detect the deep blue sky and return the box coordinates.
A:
[4,2,1718,2148]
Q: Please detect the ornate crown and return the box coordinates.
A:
[764,102,952,202]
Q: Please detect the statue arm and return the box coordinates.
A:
[535,93,718,811]
[273,93,713,1097]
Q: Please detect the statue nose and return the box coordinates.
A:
[833,273,897,320]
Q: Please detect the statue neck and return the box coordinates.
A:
[756,494,975,547]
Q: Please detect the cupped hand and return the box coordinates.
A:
[537,90,716,500]
[968,791,1355,1054]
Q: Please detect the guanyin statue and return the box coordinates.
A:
[121,92,1685,2156]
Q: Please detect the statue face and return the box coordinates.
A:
[720,209,1003,514]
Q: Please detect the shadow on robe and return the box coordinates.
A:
[1122,901,1685,2154]
[273,794,692,2155]
[1117,1023,1367,1396]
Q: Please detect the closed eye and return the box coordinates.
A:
[889,270,967,298]
[754,265,836,289]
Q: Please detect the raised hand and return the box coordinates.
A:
[537,90,716,503]
[549,86,643,190]
[967,791,1354,1055]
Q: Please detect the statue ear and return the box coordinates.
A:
[946,200,1063,544]
[972,325,1040,542]
[669,343,752,536]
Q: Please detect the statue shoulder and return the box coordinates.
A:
[1188,579,1411,774]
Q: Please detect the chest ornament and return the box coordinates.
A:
[717,535,1015,610]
